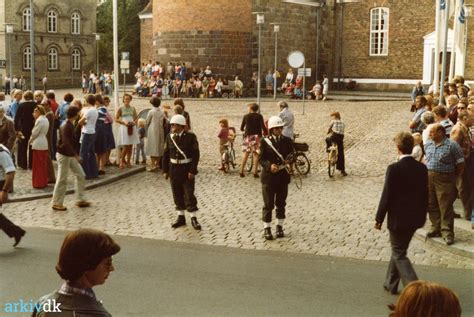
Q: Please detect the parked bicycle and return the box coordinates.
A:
[221,129,237,173]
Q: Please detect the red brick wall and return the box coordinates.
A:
[140,18,154,64]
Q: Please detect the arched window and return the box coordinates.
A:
[48,48,58,70]
[369,7,389,56]
[72,48,81,70]
[47,10,58,33]
[71,12,81,34]
[23,7,31,31]
[23,46,31,70]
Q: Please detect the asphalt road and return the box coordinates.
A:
[0,228,472,317]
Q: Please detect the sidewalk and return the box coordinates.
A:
[8,162,146,203]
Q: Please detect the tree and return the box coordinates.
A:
[96,0,149,75]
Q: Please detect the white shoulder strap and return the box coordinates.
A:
[170,134,188,160]
[263,137,285,162]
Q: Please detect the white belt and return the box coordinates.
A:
[170,158,192,164]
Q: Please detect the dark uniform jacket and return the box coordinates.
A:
[375,156,428,231]
[32,291,111,317]
[162,131,199,175]
[260,135,294,184]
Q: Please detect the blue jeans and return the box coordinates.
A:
[80,133,98,179]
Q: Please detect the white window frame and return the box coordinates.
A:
[48,48,58,70]
[71,12,81,35]
[23,7,31,31]
[72,48,81,70]
[369,7,389,56]
[23,46,31,70]
[47,10,58,33]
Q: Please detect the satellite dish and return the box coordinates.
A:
[287,51,305,68]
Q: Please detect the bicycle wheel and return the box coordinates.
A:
[328,149,337,178]
[294,152,311,175]
[230,148,236,169]
[292,167,303,190]
[222,152,230,173]
[245,155,253,172]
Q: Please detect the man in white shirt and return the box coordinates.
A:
[78,94,99,179]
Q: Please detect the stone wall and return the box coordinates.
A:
[140,17,154,64]
[0,0,96,89]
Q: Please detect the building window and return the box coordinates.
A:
[47,10,58,33]
[48,48,58,70]
[369,7,389,56]
[71,12,80,34]
[72,49,81,70]
[23,46,31,70]
[23,7,31,31]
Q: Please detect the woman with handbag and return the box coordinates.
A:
[115,94,139,169]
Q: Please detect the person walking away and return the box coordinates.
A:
[277,101,294,139]
[30,105,49,189]
[240,103,267,178]
[14,90,36,169]
[259,116,294,240]
[162,115,201,230]
[325,111,347,176]
[375,132,428,295]
[0,143,25,246]
[51,106,90,211]
[145,97,165,172]
[78,95,99,179]
[424,124,465,245]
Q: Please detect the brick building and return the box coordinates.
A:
[0,0,97,89]
[141,0,473,90]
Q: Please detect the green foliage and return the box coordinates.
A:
[96,0,149,73]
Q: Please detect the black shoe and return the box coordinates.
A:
[383,286,399,295]
[13,230,25,247]
[171,215,186,228]
[453,213,461,219]
[191,217,201,230]
[264,228,273,240]
[275,225,284,238]
[444,236,454,245]
[341,171,348,177]
[426,230,441,238]
[253,173,259,178]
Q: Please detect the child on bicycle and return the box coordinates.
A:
[325,111,347,176]
[217,118,235,171]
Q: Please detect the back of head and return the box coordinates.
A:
[85,94,96,106]
[432,105,447,118]
[174,98,185,108]
[56,229,120,282]
[66,106,80,119]
[150,96,161,108]
[390,280,461,317]
[248,103,259,112]
[23,90,34,101]
[278,101,288,109]
[394,132,414,154]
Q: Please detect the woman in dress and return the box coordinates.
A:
[145,97,165,172]
[102,96,116,166]
[115,94,139,168]
[30,105,50,188]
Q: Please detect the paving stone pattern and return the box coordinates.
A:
[4,96,473,270]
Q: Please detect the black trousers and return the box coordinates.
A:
[0,181,25,239]
[170,166,198,212]
[325,133,345,172]
[16,133,32,169]
[384,230,418,293]
[262,182,288,223]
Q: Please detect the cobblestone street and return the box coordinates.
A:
[4,94,473,269]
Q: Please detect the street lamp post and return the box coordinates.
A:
[29,0,35,91]
[253,12,265,108]
[5,25,14,81]
[271,23,280,100]
[94,33,101,75]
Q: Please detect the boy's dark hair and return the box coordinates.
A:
[94,94,104,105]
[150,96,161,108]
[66,106,80,119]
[248,103,259,112]
[56,229,120,281]
[85,94,96,106]
[63,93,74,103]
[46,91,55,99]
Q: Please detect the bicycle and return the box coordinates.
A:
[221,141,237,173]
[327,142,338,178]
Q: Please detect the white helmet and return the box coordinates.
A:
[170,114,186,126]
[268,116,284,130]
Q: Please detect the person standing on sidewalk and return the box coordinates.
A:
[78,94,99,179]
[259,116,294,240]
[424,124,465,245]
[51,106,90,211]
[0,143,25,246]
[375,132,428,295]
[162,114,201,230]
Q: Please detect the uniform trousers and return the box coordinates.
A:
[170,164,198,212]
[384,229,418,293]
[428,171,457,239]
[0,181,25,239]
[262,182,288,223]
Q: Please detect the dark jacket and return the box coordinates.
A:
[14,100,36,135]
[259,135,294,185]
[162,131,199,175]
[240,112,267,137]
[32,291,111,317]
[375,156,428,231]
[57,121,78,157]
[0,116,16,150]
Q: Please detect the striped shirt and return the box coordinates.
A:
[58,282,96,300]
[440,119,453,137]
[424,137,464,173]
